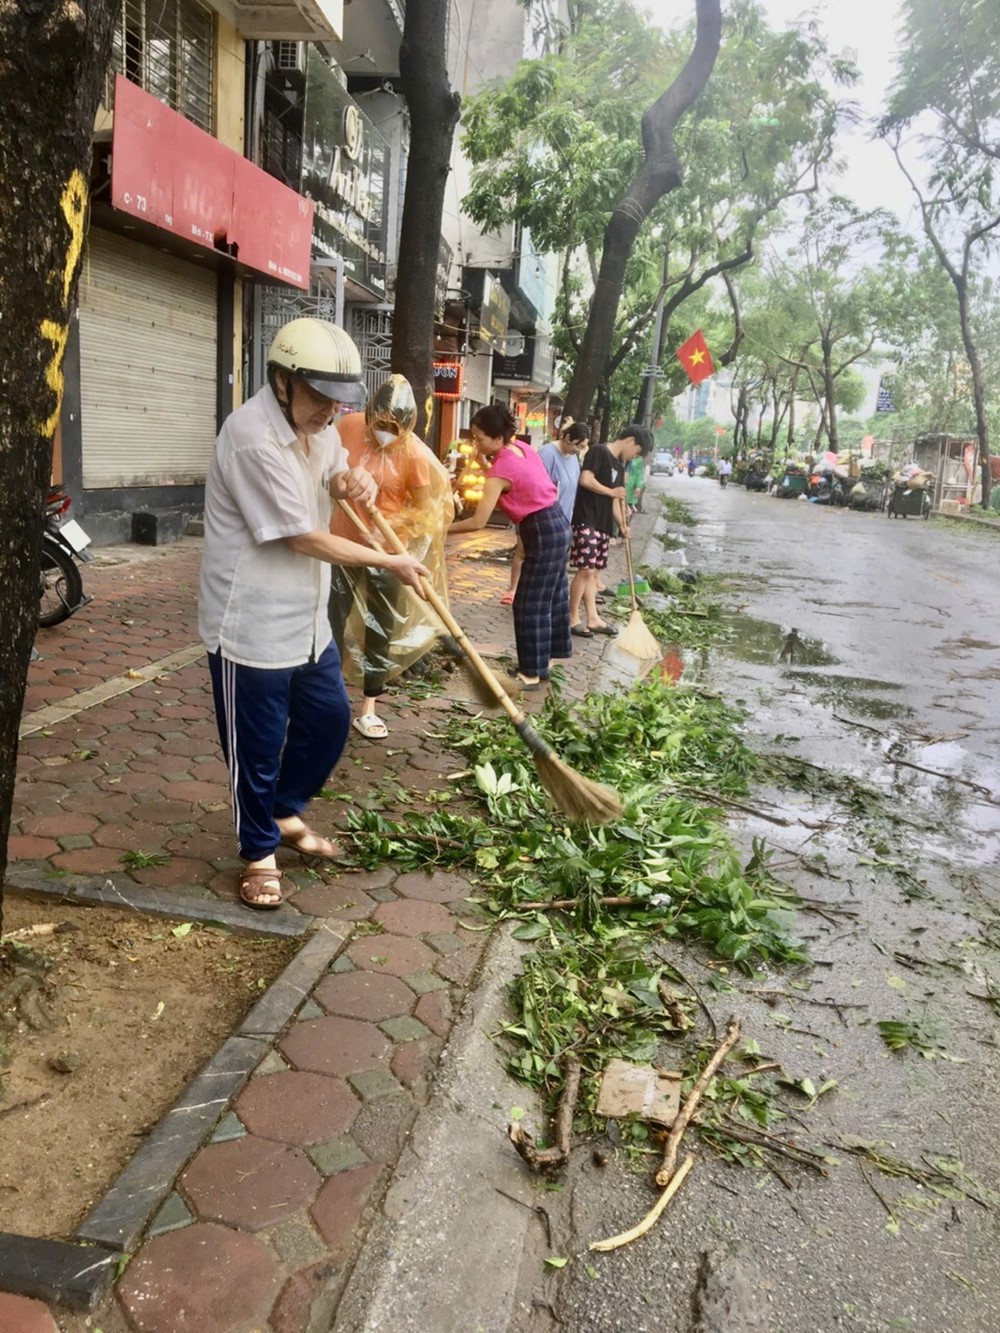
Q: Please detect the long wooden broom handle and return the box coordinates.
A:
[623,531,639,613]
[337,499,529,728]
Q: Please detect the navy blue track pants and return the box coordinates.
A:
[207,641,351,862]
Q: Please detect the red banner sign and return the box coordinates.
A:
[111,76,313,289]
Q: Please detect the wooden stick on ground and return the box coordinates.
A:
[507,1057,582,1170]
[655,1015,741,1188]
[589,1154,695,1252]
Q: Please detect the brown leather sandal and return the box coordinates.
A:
[239,866,284,910]
[277,827,340,859]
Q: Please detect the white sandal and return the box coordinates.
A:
[353,713,388,739]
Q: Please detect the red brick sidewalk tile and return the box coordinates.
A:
[50,846,125,874]
[235,1071,359,1146]
[373,898,455,937]
[0,1291,59,1333]
[7,835,61,860]
[18,813,97,838]
[345,934,435,977]
[268,1259,339,1333]
[314,971,415,1022]
[180,1135,320,1231]
[279,1015,391,1077]
[393,869,476,903]
[309,1162,382,1257]
[415,990,454,1038]
[117,1221,278,1331]
[289,879,377,920]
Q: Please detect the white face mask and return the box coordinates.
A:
[374,429,398,448]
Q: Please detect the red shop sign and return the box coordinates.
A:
[111,76,313,289]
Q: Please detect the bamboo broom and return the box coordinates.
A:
[618,532,661,660]
[335,499,522,707]
[352,500,624,824]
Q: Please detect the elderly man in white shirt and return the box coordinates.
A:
[199,318,428,909]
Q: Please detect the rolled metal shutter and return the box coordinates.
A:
[78,230,218,488]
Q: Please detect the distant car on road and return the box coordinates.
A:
[651,451,675,475]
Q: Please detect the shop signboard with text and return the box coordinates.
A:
[302,50,389,297]
[111,76,312,288]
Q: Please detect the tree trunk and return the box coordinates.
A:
[391,0,461,442]
[0,2,119,932]
[954,274,993,506]
[821,337,838,452]
[561,0,721,422]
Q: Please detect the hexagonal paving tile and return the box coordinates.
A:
[179,1135,320,1231]
[117,1221,278,1331]
[279,1014,391,1077]
[235,1071,360,1146]
[314,970,415,1022]
[373,899,455,937]
[345,934,436,978]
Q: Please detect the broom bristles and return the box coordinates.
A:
[618,609,662,661]
[534,750,624,824]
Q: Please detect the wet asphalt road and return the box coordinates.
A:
[516,477,1000,1333]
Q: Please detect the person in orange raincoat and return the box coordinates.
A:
[328,375,452,739]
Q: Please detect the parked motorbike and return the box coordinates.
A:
[39,487,92,627]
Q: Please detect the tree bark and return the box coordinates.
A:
[391,0,461,442]
[890,138,996,506]
[561,0,722,422]
[0,2,119,932]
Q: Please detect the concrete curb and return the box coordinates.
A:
[331,924,540,1333]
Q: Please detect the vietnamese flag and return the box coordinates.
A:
[676,330,714,384]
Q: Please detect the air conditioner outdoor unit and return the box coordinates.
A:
[275,41,305,75]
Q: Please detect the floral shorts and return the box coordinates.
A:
[570,524,611,571]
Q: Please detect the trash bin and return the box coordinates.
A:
[887,484,931,519]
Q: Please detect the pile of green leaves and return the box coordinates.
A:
[344,675,805,1096]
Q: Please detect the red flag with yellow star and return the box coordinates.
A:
[676,330,714,384]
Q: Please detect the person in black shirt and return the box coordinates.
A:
[569,424,653,636]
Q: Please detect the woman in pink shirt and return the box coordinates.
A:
[450,405,572,687]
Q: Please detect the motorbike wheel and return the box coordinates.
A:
[38,538,83,628]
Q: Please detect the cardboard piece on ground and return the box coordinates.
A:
[596,1059,681,1126]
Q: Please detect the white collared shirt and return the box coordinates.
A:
[198,385,347,668]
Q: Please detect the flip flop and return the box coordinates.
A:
[277,827,341,858]
[570,625,593,638]
[352,713,389,739]
[590,624,619,636]
[239,866,283,910]
[514,673,544,691]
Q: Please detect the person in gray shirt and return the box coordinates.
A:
[538,421,589,523]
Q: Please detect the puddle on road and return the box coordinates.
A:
[702,611,999,869]
[719,615,841,667]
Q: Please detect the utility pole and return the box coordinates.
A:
[637,248,670,428]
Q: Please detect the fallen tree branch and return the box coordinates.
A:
[714,1117,830,1176]
[515,896,639,912]
[1,923,58,944]
[507,1057,582,1170]
[884,750,997,802]
[590,1153,695,1252]
[656,1015,741,1187]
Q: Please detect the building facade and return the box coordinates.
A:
[58,0,563,542]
